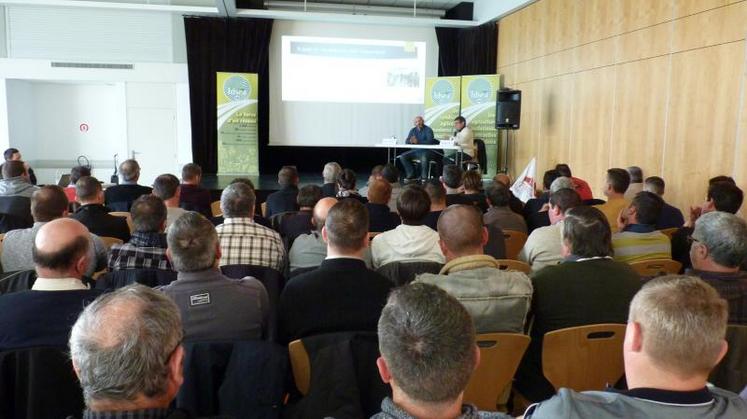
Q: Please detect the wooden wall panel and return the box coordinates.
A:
[673,0,733,18]
[615,22,672,63]
[723,43,747,219]
[535,75,574,176]
[671,1,747,52]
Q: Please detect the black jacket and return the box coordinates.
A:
[265,186,299,218]
[321,183,337,198]
[71,204,131,242]
[104,184,153,211]
[278,211,314,246]
[0,195,32,233]
[366,203,400,233]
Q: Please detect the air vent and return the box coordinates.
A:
[51,62,133,70]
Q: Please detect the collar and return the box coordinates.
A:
[176,267,223,283]
[686,268,747,280]
[82,407,175,419]
[563,255,613,263]
[223,217,254,225]
[321,257,367,268]
[121,181,139,185]
[32,277,88,291]
[440,254,499,274]
[622,223,656,233]
[76,203,107,212]
[609,387,714,406]
[130,232,168,248]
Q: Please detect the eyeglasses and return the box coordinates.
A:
[687,235,701,246]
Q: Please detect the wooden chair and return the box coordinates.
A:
[109,211,133,233]
[288,339,311,395]
[261,202,268,217]
[494,259,531,274]
[503,230,528,260]
[659,227,678,240]
[463,333,530,411]
[542,324,627,392]
[98,236,123,250]
[629,259,682,277]
[210,201,222,218]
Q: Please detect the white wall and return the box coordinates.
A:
[473,0,534,23]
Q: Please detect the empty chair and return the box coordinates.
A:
[628,259,682,277]
[211,200,222,217]
[503,230,528,260]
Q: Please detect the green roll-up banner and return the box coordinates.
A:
[424,76,462,140]
[460,74,500,176]
[217,72,259,175]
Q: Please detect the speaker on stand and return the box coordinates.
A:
[495,88,521,174]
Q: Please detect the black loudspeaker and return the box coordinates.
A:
[496,89,521,130]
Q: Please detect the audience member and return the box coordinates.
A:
[624,166,644,200]
[519,188,582,272]
[398,116,437,180]
[215,182,285,271]
[523,169,561,218]
[423,181,446,231]
[515,206,641,402]
[279,184,322,246]
[524,276,747,418]
[371,185,444,268]
[288,197,337,272]
[266,165,300,217]
[484,181,527,233]
[644,176,685,229]
[223,177,272,229]
[160,212,269,340]
[373,283,512,419]
[2,147,37,185]
[108,195,172,271]
[179,162,212,217]
[69,285,191,418]
[366,179,400,232]
[152,174,187,229]
[594,168,631,233]
[0,160,38,198]
[442,164,464,202]
[336,168,367,203]
[612,191,671,263]
[104,159,153,211]
[2,185,106,276]
[279,199,392,342]
[460,170,488,212]
[71,176,131,242]
[321,161,342,198]
[687,211,747,324]
[493,173,525,215]
[555,163,593,201]
[0,219,103,350]
[445,116,475,165]
[359,164,384,197]
[416,205,532,333]
[525,176,576,233]
[671,180,744,270]
[65,165,91,203]
[381,164,402,212]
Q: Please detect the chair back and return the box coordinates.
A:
[221,264,285,342]
[475,139,487,174]
[0,346,84,418]
[503,230,528,260]
[95,269,177,290]
[99,236,123,250]
[211,200,222,217]
[659,227,678,239]
[483,224,507,260]
[629,259,682,277]
[109,211,133,232]
[376,260,444,286]
[494,259,531,274]
[709,324,747,393]
[176,340,288,419]
[289,339,311,395]
[463,333,530,411]
[542,324,626,392]
[0,270,37,295]
[261,202,268,217]
[0,196,33,233]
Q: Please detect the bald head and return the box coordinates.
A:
[436,205,486,259]
[33,218,90,277]
[312,197,338,231]
[367,179,392,205]
[493,173,511,187]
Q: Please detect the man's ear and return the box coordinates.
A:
[321,225,329,244]
[480,226,489,247]
[703,199,716,213]
[165,248,173,263]
[713,340,729,368]
[75,253,90,277]
[438,238,448,257]
[626,321,644,353]
[72,359,81,379]
[167,345,185,396]
[376,356,392,384]
[214,242,222,262]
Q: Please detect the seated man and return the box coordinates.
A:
[159,212,269,341]
[69,285,191,417]
[524,276,747,418]
[423,181,446,231]
[523,169,561,218]
[321,161,341,198]
[442,164,467,206]
[265,165,299,217]
[594,168,631,233]
[279,184,322,246]
[612,191,671,263]
[397,116,437,180]
[484,181,527,234]
[443,115,474,165]
[152,174,187,229]
[104,159,153,211]
[416,205,533,333]
[515,206,642,403]
[64,165,91,203]
[525,177,575,233]
[461,170,488,212]
[2,148,36,184]
[179,162,212,217]
[0,160,38,198]
[373,283,512,419]
[2,185,106,276]
[108,195,172,271]
[0,219,103,350]
[371,185,444,268]
[366,179,400,233]
[624,166,644,200]
[279,199,392,343]
[555,163,593,201]
[688,211,747,324]
[70,176,131,242]
[382,164,402,212]
[493,173,525,215]
[519,188,582,272]
[336,168,367,203]
[644,175,685,229]
[215,183,285,271]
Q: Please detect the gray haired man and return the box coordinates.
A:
[159,212,269,341]
[69,284,189,418]
[373,282,511,419]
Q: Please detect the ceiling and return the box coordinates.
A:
[62,0,467,9]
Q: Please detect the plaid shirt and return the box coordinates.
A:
[82,408,184,419]
[108,232,172,271]
[216,217,285,271]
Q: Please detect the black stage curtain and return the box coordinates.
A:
[184,16,273,174]
[436,21,497,76]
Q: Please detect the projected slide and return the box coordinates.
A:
[282,36,426,104]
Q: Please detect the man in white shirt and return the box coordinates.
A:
[152,173,187,229]
[371,185,444,268]
[519,188,582,272]
[446,116,475,164]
